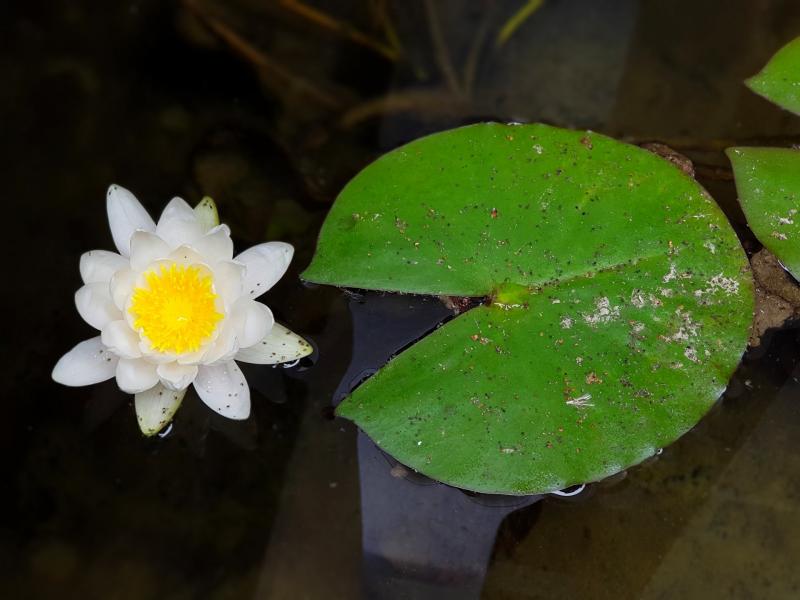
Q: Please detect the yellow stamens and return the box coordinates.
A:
[129,264,223,354]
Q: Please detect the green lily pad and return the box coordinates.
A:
[745,36,800,115]
[303,123,753,495]
[727,147,800,279]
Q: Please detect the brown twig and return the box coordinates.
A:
[183,0,342,109]
[337,88,470,129]
[422,0,463,96]
[368,0,404,58]
[463,11,492,95]
[279,0,399,61]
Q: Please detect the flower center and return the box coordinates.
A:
[129,263,223,354]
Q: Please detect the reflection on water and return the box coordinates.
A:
[4,1,800,598]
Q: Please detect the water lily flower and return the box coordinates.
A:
[53,185,313,435]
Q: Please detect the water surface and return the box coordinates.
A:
[4,2,800,598]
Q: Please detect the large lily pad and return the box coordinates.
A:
[727,147,800,279]
[745,36,800,115]
[303,123,753,495]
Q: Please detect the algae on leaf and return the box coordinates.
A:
[746,36,800,116]
[304,123,753,495]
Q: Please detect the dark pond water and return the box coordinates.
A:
[4,1,800,598]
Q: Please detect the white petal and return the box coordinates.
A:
[115,357,159,394]
[200,322,239,365]
[235,242,294,298]
[156,197,203,249]
[191,225,233,264]
[167,245,206,266]
[107,184,155,256]
[110,268,137,310]
[129,231,170,271]
[194,196,220,233]
[101,320,142,359]
[230,298,273,349]
[157,362,198,391]
[75,283,122,330]
[174,346,210,366]
[213,260,245,306]
[80,250,128,284]
[137,337,178,364]
[160,220,204,250]
[134,383,186,436]
[235,323,314,364]
[193,361,250,420]
[52,337,118,386]
[158,196,195,223]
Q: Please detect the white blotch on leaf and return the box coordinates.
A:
[583,297,620,327]
[566,393,594,408]
[630,289,646,308]
[684,346,699,363]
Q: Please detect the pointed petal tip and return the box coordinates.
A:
[135,384,186,436]
[106,184,156,256]
[235,242,295,299]
[194,196,220,232]
[296,334,314,359]
[51,360,73,386]
[234,323,313,365]
[157,197,196,228]
[194,362,250,419]
[156,198,203,248]
[52,337,118,387]
[283,328,314,360]
[162,196,194,216]
[106,183,121,197]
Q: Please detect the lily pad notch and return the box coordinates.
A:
[304,123,753,495]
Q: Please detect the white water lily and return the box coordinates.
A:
[53,185,312,435]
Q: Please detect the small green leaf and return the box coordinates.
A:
[304,123,753,495]
[745,36,800,115]
[727,146,800,279]
[194,196,220,232]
